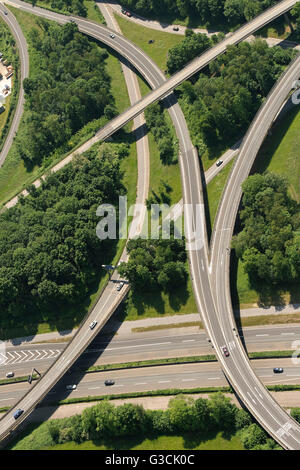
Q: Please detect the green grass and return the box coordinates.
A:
[233,106,300,308]
[114,13,184,72]
[43,432,244,450]
[206,159,235,230]
[121,267,197,321]
[0,7,139,340]
[255,106,300,203]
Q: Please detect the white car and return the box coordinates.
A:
[117,281,124,291]
[216,160,223,167]
[89,320,97,330]
[110,33,116,39]
[66,384,76,390]
[6,372,14,378]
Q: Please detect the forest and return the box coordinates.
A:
[232,173,300,286]
[0,143,128,331]
[120,0,278,28]
[174,39,295,155]
[118,237,187,292]
[16,20,116,166]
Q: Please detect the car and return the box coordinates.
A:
[222,346,230,357]
[66,384,76,390]
[117,281,124,291]
[89,320,97,330]
[6,372,14,378]
[273,367,283,373]
[121,9,126,14]
[216,160,223,167]
[126,11,132,17]
[105,379,115,386]
[70,19,76,23]
[13,409,23,420]
[110,33,116,39]
[3,11,8,15]
[148,39,154,44]
[173,26,179,31]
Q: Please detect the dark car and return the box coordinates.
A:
[104,379,115,386]
[121,9,126,14]
[222,346,230,357]
[13,409,24,420]
[173,26,179,31]
[273,367,283,373]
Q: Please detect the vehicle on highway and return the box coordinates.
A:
[104,379,115,386]
[70,19,76,23]
[110,33,116,39]
[5,372,14,378]
[273,367,284,373]
[173,26,179,31]
[3,11,8,15]
[216,160,223,167]
[222,346,230,357]
[126,11,132,17]
[89,320,97,330]
[66,384,76,390]
[13,409,23,420]
[117,281,124,291]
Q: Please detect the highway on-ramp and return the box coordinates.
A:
[0,3,28,167]
[207,55,300,449]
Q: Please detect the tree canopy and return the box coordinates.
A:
[232,173,300,285]
[0,143,128,331]
[16,20,116,166]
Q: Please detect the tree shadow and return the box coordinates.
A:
[130,289,166,317]
[168,283,189,312]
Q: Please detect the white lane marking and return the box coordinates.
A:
[158,380,171,383]
[88,387,102,390]
[182,340,195,343]
[182,378,196,382]
[207,377,221,380]
[254,387,264,399]
[281,333,295,335]
[105,342,172,351]
[247,392,256,404]
[256,334,269,337]
[135,382,147,385]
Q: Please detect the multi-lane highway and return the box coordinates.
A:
[1,324,300,378]
[0,4,28,167]
[1,359,300,408]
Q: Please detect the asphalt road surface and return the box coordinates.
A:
[1,359,299,408]
[0,4,28,167]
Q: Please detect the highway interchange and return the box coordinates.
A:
[0,0,300,450]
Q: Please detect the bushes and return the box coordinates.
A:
[117,237,187,292]
[145,102,178,165]
[14,393,281,450]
